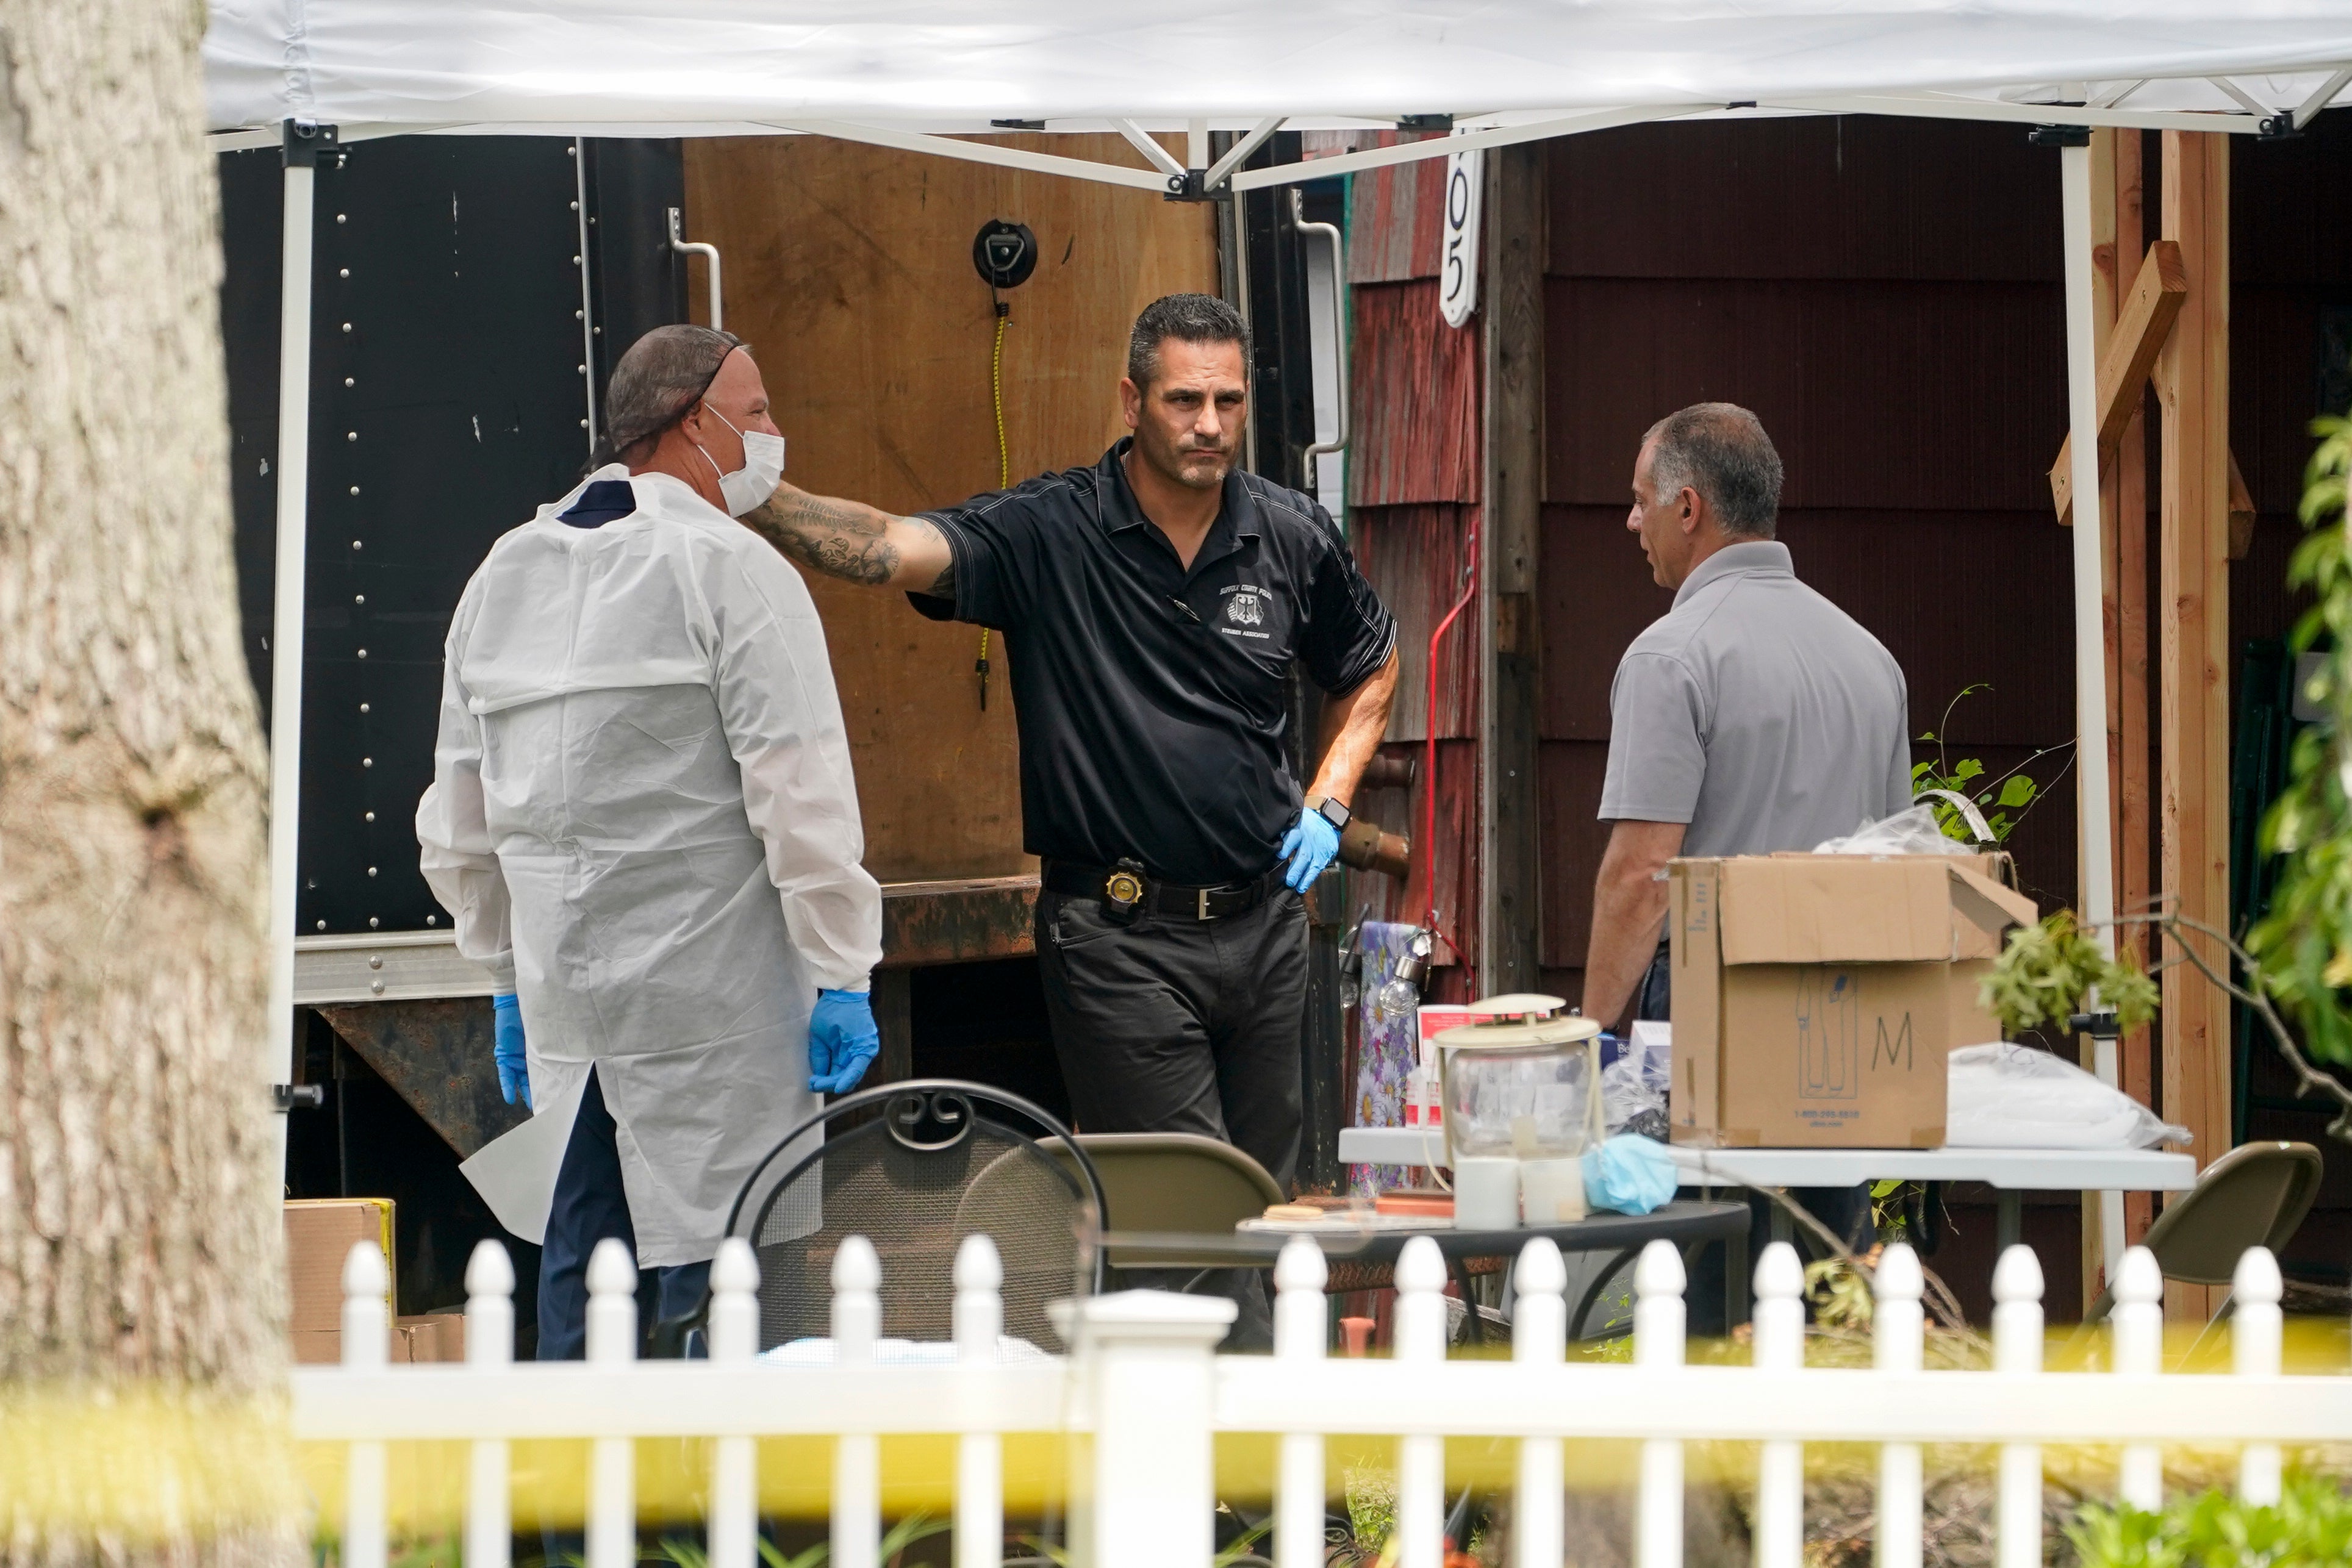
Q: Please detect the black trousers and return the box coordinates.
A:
[1639,942,1871,1334]
[537,1066,712,1361]
[1034,884,1308,1349]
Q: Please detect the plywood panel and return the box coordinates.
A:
[682,133,1218,883]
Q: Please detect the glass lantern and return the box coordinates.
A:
[1431,993,1605,1165]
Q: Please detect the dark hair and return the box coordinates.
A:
[1643,403,1784,539]
[589,323,745,471]
[1125,293,1250,388]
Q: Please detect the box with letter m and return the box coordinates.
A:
[1667,853,2037,1148]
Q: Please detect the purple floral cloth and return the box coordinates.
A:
[1347,920,1423,1197]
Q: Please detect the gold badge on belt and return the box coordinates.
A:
[1102,859,1147,922]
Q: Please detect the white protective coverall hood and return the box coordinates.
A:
[418,465,881,1267]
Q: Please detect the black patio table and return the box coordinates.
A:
[1099,1197,1751,1344]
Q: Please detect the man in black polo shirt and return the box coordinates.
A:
[739,293,1399,1218]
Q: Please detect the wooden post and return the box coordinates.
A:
[2110,134,2158,1255]
[1479,144,1544,995]
[2087,131,2156,1312]
[2154,130,2231,1322]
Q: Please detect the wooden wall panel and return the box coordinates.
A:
[1349,281,1482,507]
[681,133,1217,883]
[1353,503,1480,744]
[1543,276,2067,512]
[1346,134,1449,284]
[1344,148,1486,987]
[1541,505,2078,742]
[1548,116,2061,283]
[1536,118,2086,1047]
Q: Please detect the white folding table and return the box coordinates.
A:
[1336,1125,2199,1251]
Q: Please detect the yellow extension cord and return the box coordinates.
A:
[978,302,1009,708]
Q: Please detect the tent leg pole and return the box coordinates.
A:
[2061,143,2126,1281]
[265,154,317,1167]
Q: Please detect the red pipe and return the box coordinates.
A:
[1420,512,1479,948]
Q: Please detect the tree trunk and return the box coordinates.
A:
[0,0,293,1562]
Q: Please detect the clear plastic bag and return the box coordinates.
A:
[1814,801,1979,856]
[1601,1045,1669,1140]
[1946,1041,2191,1150]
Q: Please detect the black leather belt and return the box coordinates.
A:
[1042,859,1284,922]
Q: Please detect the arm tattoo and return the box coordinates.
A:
[914,518,956,598]
[744,489,902,586]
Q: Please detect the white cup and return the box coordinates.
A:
[1452,1157,1521,1230]
[1519,1156,1587,1224]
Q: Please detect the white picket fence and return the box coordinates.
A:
[297,1233,2348,1568]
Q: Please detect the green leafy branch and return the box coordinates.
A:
[2245,413,2352,1067]
[1985,903,2352,1144]
[1981,909,2159,1037]
[1912,684,2063,844]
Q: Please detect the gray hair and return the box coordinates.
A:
[1643,403,1784,539]
[1126,292,1250,389]
[591,323,746,470]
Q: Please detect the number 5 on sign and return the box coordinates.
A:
[1438,143,1482,328]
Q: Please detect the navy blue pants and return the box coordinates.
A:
[537,1067,712,1361]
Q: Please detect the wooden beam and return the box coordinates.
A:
[2051,238,2188,525]
[2155,129,2232,1323]
[2226,451,2257,561]
[1479,143,1545,995]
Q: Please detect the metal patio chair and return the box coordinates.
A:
[2081,1139,2324,1328]
[659,1078,1107,1356]
[1036,1131,1283,1286]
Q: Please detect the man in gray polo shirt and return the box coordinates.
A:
[1580,402,1912,1034]
[1581,404,1910,1295]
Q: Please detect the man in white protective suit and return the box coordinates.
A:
[418,325,883,1359]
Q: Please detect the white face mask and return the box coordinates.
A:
[692,403,786,517]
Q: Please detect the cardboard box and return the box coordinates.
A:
[395,1311,467,1363]
[285,1198,395,1363]
[1668,854,2036,1148]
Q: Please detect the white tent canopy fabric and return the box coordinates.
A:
[206,1,2352,138]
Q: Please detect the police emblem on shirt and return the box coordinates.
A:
[1226,592,1265,626]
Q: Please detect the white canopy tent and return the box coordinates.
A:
[205,1,2352,1276]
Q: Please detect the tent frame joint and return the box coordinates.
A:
[281,118,342,168]
[2027,123,2092,147]
[1163,168,1234,204]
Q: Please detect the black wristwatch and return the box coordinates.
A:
[1305,795,1351,832]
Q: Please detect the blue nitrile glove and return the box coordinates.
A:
[809,988,881,1095]
[491,992,531,1109]
[1278,806,1341,892]
[1582,1134,1678,1215]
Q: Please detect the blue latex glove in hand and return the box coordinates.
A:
[491,992,531,1109]
[1278,806,1341,892]
[1582,1133,1678,1215]
[809,988,881,1095]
